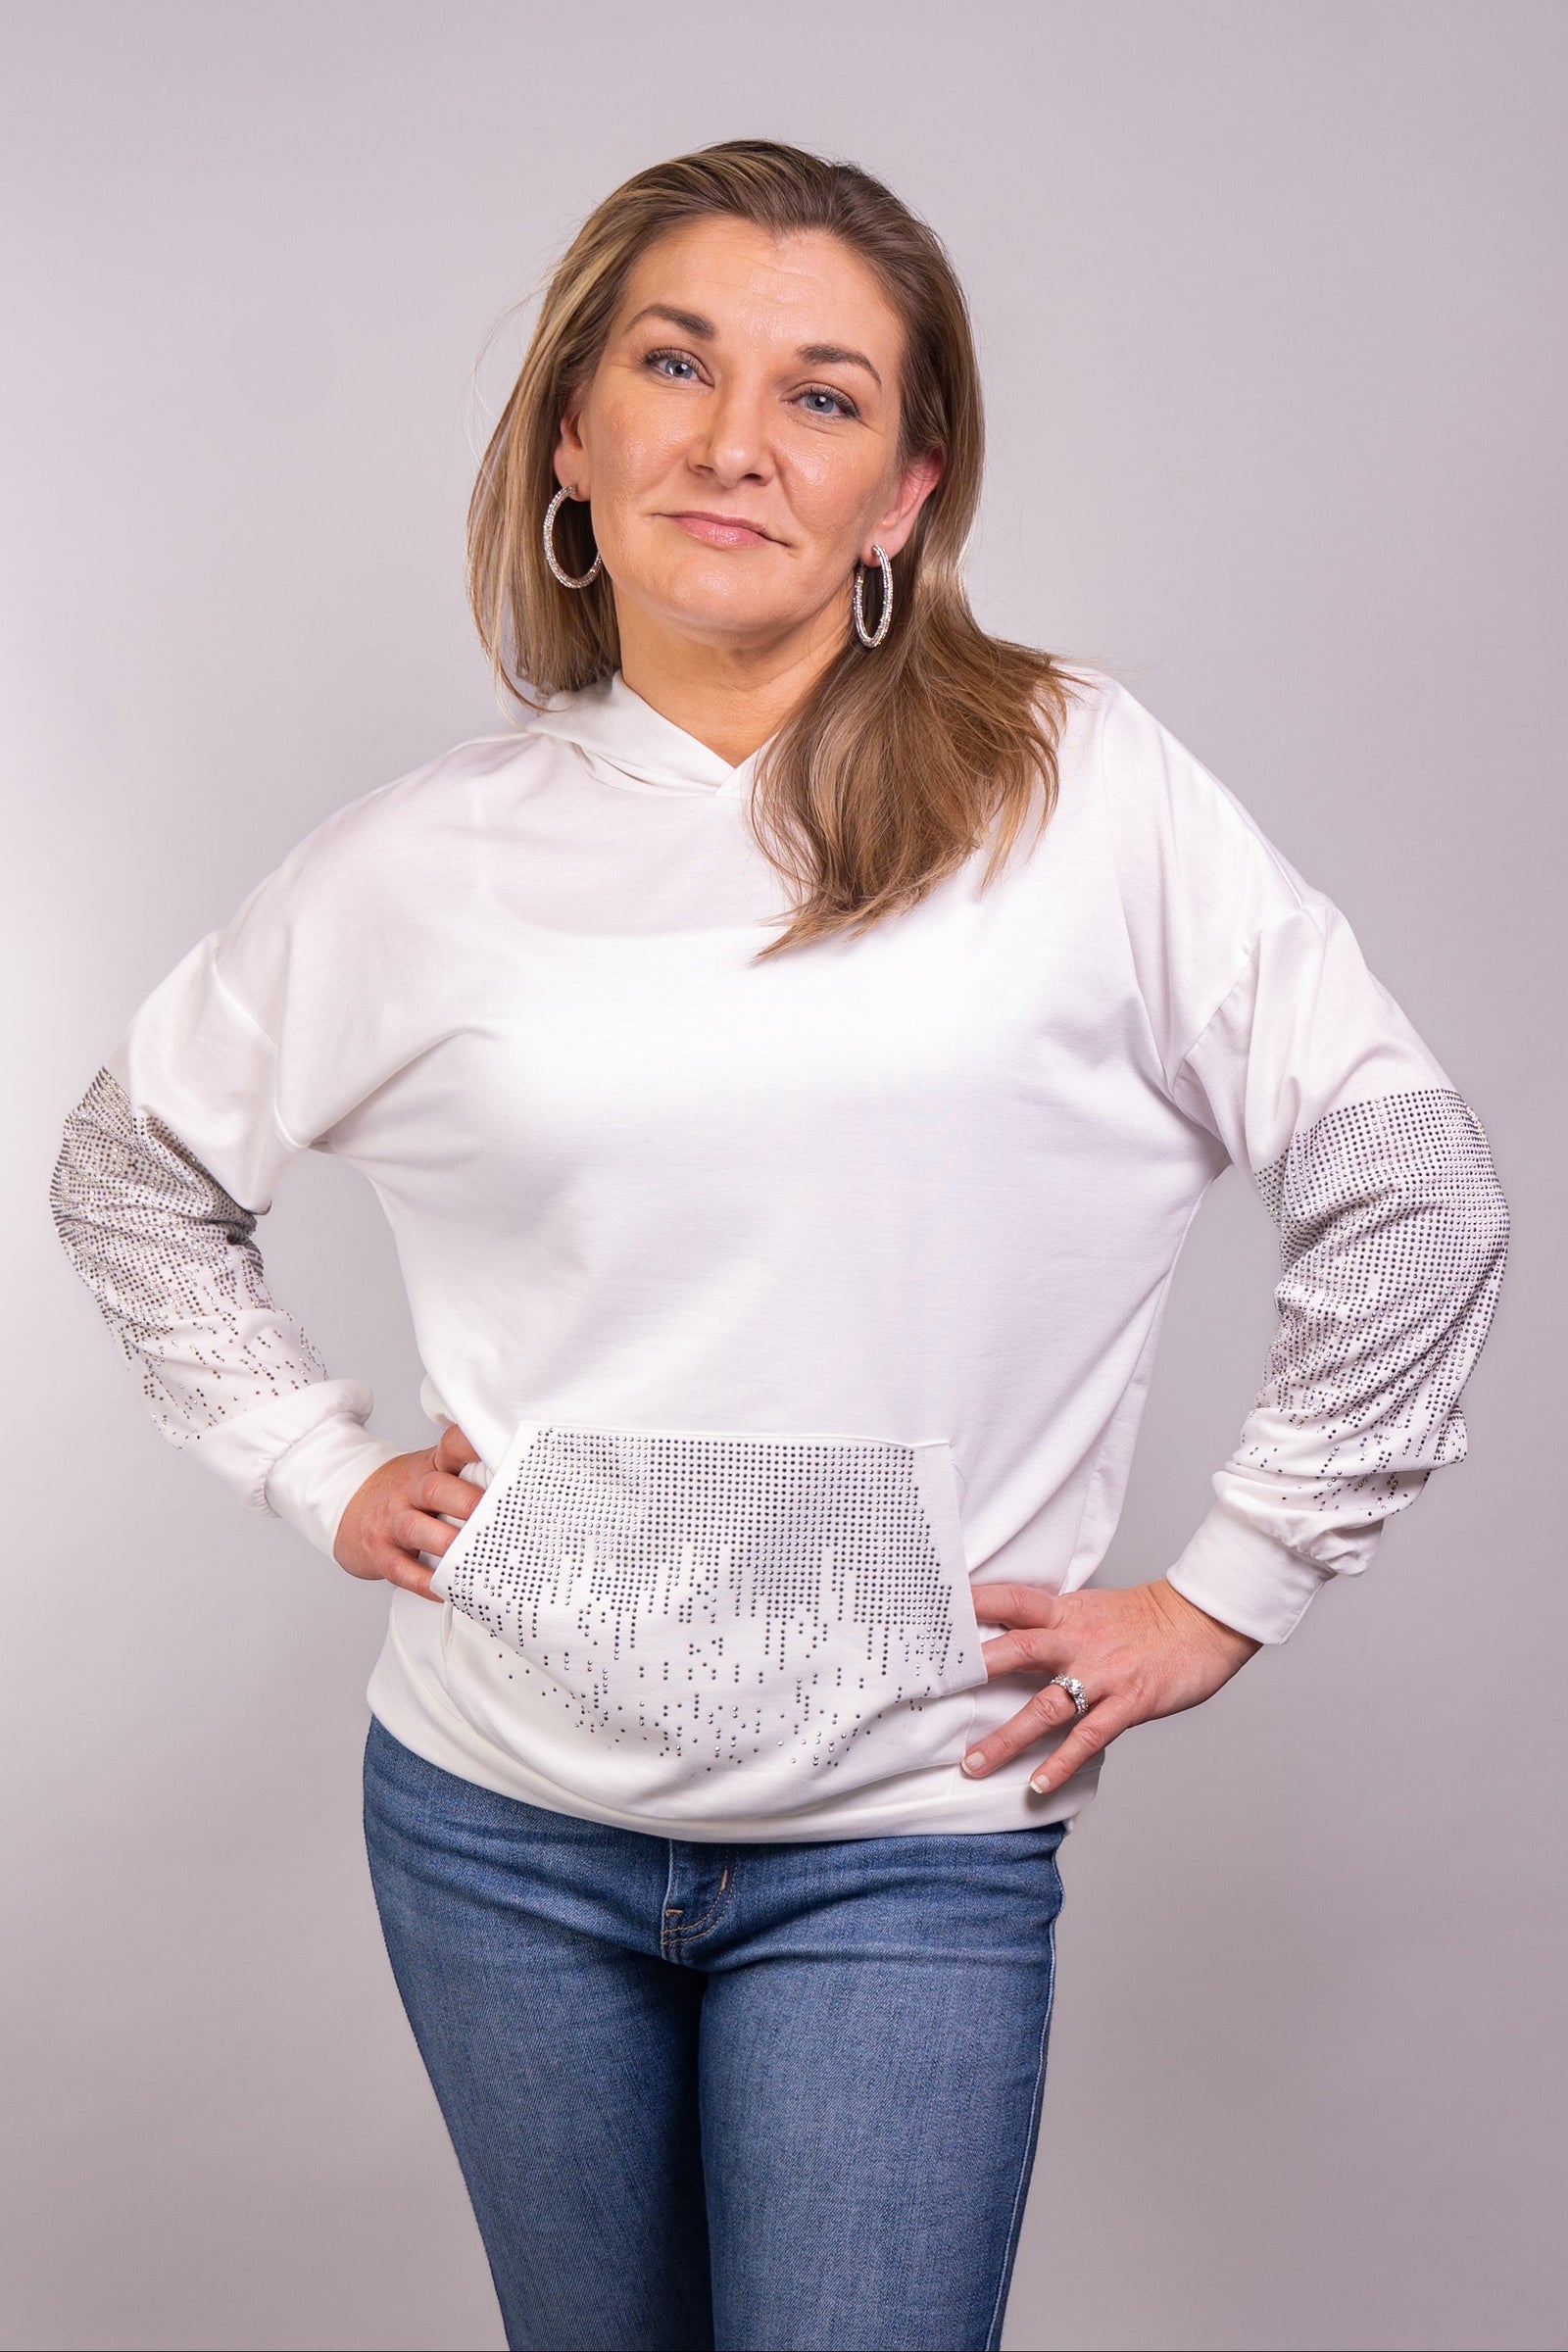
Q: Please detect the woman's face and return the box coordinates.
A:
[556,216,942,659]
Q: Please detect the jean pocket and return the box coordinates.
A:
[428,1421,988,1818]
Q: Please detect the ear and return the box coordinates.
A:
[554,395,589,495]
[866,449,944,563]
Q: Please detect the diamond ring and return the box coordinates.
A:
[1048,1674,1089,1720]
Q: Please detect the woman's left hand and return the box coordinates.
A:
[960,1578,1261,1795]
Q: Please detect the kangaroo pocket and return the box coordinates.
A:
[428,1421,988,1822]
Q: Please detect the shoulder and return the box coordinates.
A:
[271,728,555,887]
[1081,672,1327,944]
[223,721,584,934]
[208,726,562,1010]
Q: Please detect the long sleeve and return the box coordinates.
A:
[50,1062,399,1557]
[1100,680,1511,1644]
[50,806,415,1562]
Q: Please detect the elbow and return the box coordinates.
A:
[1428,1103,1511,1292]
[48,1074,120,1256]
[48,1112,85,1250]
[1467,1164,1511,1284]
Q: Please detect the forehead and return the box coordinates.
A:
[614,217,905,358]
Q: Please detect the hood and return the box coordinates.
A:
[522,670,774,801]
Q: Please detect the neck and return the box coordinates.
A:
[613,598,850,767]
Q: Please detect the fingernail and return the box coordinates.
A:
[961,1749,988,1777]
[1030,1772,1052,1794]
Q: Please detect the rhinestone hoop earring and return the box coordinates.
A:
[853,544,893,648]
[543,484,602,590]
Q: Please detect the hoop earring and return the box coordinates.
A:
[543,484,602,590]
[853,544,893,648]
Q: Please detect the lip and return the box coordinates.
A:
[661,511,782,548]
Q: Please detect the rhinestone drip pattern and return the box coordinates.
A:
[441,1428,973,1771]
[49,1066,327,1442]
[1242,1085,1509,1510]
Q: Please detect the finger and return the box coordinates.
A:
[434,1421,481,1472]
[979,1625,1073,1680]
[410,1467,483,1523]
[390,1505,468,1561]
[960,1679,1087,1778]
[376,1546,442,1603]
[1027,1698,1137,1796]
[968,1582,1067,1631]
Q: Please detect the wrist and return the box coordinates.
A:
[266,1418,405,1564]
[1152,1573,1261,1658]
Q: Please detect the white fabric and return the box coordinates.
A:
[83,666,1508,1839]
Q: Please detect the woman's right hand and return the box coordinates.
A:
[332,1420,485,1600]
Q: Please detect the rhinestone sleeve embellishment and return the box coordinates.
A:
[1242,1084,1510,1512]
[440,1427,976,1773]
[49,1065,329,1444]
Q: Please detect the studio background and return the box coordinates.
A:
[3,6,1561,2348]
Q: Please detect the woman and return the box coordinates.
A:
[50,139,1509,2352]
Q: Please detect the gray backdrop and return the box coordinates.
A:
[4,5,1561,2348]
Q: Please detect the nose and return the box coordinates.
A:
[689,375,772,486]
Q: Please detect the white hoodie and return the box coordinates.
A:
[50,667,1509,1839]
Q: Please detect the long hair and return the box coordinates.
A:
[466,138,1096,958]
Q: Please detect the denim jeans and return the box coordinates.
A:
[362,1713,1068,2352]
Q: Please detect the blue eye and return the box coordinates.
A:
[639,348,856,417]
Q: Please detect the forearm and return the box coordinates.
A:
[1167,1083,1509,1643]
[50,1065,398,1557]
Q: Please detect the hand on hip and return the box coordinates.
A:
[960,1578,1260,1795]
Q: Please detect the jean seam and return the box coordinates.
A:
[664,1851,740,1947]
[658,1839,681,1960]
[983,1876,1061,2352]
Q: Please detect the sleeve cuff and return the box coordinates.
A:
[263,1409,405,1563]
[1164,1498,1337,1644]
[185,1379,402,1562]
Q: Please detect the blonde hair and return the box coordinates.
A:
[466,138,1095,957]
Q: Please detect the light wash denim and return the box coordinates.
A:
[363,1713,1068,2352]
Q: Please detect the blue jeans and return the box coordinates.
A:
[362,1714,1068,2352]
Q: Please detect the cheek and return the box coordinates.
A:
[778,448,886,563]
[588,386,688,505]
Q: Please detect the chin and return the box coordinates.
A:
[642,566,795,641]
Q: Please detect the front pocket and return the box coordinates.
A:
[429,1422,987,1816]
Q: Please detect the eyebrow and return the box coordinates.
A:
[622,304,884,391]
